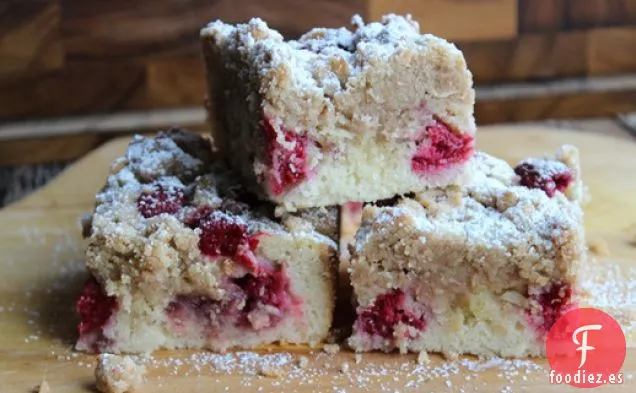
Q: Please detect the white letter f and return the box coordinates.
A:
[573,324,602,368]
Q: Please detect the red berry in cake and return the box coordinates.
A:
[358,289,426,339]
[196,211,260,270]
[198,211,249,258]
[166,295,230,332]
[529,282,575,337]
[165,299,190,332]
[247,235,261,251]
[166,268,294,332]
[233,235,262,271]
[235,269,291,310]
[411,119,474,174]
[137,184,185,218]
[263,117,309,195]
[233,268,295,328]
[514,160,573,197]
[76,277,117,335]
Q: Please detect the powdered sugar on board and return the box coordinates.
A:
[47,348,549,392]
[580,256,636,344]
[1,221,86,346]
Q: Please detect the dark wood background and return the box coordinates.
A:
[0,0,635,165]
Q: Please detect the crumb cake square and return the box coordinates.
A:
[347,148,587,357]
[76,129,337,353]
[201,14,476,210]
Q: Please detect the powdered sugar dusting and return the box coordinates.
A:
[126,134,203,182]
[4,221,86,346]
[47,348,546,392]
[130,352,543,391]
[514,158,573,198]
[357,151,584,266]
[89,130,334,258]
[516,158,570,181]
[581,261,636,308]
[149,351,295,376]
[201,14,460,101]
[580,258,636,342]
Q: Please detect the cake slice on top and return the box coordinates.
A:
[201,14,476,210]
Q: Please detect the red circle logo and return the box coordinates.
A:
[546,308,626,388]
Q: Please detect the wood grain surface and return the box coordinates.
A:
[1,0,635,121]
[566,0,636,29]
[367,0,518,41]
[0,0,63,79]
[519,0,636,32]
[460,30,588,84]
[145,57,207,108]
[0,126,635,392]
[61,0,363,61]
[475,88,636,124]
[0,62,145,119]
[588,27,636,74]
[518,0,567,32]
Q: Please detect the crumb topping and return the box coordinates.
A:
[202,14,473,141]
[354,150,586,289]
[124,133,204,183]
[95,354,146,393]
[201,14,442,96]
[85,130,336,307]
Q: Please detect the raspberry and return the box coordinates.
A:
[411,119,474,174]
[234,269,291,310]
[195,211,260,270]
[247,235,261,250]
[165,291,249,334]
[166,268,293,332]
[167,296,227,324]
[358,289,426,339]
[263,117,309,195]
[76,277,117,335]
[529,282,576,337]
[137,184,185,218]
[165,299,190,330]
[198,211,249,258]
[234,236,261,270]
[514,161,573,197]
[233,268,294,328]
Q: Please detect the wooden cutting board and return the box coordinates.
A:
[1,126,636,392]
